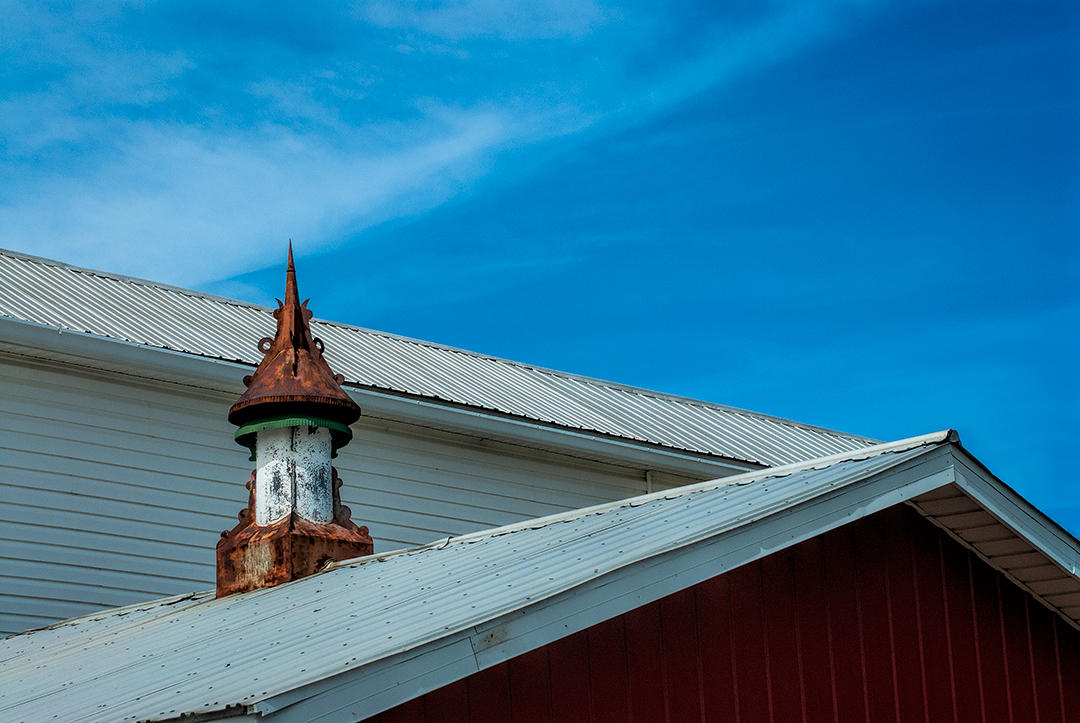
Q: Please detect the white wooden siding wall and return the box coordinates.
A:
[0,358,654,635]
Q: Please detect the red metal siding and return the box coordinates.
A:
[367,504,1079,722]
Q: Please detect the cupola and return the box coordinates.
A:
[216,244,372,596]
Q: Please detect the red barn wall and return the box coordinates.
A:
[367,504,1080,722]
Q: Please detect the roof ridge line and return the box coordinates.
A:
[2,590,213,638]
[331,429,956,570]
[0,246,280,313]
[0,247,872,444]
[402,341,877,442]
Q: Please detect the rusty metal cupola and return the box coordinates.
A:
[228,242,360,445]
[216,243,372,597]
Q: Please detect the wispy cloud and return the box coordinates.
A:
[1,110,510,285]
[0,1,892,287]
[357,0,609,40]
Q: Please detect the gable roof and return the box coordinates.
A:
[2,431,1075,722]
[0,248,875,467]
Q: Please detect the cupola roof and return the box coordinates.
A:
[228,244,360,435]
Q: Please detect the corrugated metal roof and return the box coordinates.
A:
[0,433,951,722]
[0,248,874,467]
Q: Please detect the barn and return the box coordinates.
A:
[0,247,876,633]
[0,248,1077,721]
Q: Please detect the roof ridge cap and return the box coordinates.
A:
[2,589,212,637]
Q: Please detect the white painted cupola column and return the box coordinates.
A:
[254,425,333,525]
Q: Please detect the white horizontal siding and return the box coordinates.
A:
[0,356,654,635]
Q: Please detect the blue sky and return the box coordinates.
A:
[2,2,1077,532]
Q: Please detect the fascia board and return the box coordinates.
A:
[254,446,954,722]
[352,387,754,477]
[0,315,753,478]
[251,635,479,720]
[951,451,1080,580]
[0,315,249,393]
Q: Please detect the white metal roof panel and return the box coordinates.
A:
[0,433,955,722]
[0,248,874,467]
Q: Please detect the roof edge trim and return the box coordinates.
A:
[0,316,756,476]
[327,430,956,571]
[0,247,874,446]
[256,446,958,720]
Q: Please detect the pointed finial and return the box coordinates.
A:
[227,243,360,430]
[283,241,300,312]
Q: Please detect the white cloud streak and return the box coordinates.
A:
[0,1,891,287]
[358,0,608,40]
[0,111,510,285]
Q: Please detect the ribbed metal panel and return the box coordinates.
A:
[381,504,1080,723]
[0,249,874,467]
[0,356,649,636]
[0,437,942,722]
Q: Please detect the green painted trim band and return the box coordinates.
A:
[234,416,352,440]
[234,416,354,461]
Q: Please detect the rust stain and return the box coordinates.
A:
[217,469,372,597]
[227,241,360,428]
[216,245,371,597]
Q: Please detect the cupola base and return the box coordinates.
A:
[216,470,372,597]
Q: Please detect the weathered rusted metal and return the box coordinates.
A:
[217,246,371,597]
[217,468,372,597]
[228,242,360,428]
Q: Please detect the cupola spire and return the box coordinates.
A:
[228,240,360,438]
[216,244,372,597]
